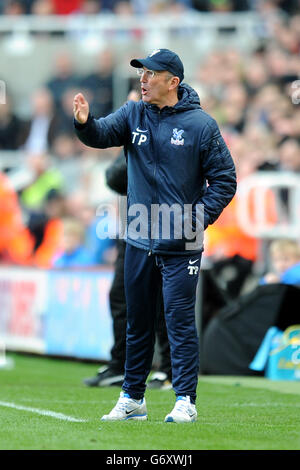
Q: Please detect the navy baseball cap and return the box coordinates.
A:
[130,49,184,82]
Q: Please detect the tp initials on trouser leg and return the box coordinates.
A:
[158,254,201,400]
[157,253,201,423]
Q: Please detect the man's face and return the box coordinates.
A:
[140,68,173,108]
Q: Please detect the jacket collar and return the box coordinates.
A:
[144,83,201,114]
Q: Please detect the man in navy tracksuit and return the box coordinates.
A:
[73,49,236,423]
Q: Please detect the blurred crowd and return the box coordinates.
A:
[195,6,300,293]
[0,0,299,16]
[0,2,299,295]
[0,47,118,270]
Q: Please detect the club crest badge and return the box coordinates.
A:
[171,128,184,146]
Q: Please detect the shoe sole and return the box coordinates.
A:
[101,414,147,422]
[164,415,197,423]
[125,414,147,421]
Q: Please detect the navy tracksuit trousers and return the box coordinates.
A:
[123,243,201,403]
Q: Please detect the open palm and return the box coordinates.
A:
[73,93,89,124]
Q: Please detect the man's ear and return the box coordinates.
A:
[169,76,180,91]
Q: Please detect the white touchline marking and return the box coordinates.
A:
[0,401,87,423]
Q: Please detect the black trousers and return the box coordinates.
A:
[109,239,127,373]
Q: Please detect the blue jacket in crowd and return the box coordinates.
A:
[53,246,96,268]
[281,262,300,285]
[74,83,237,255]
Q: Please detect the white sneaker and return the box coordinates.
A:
[101,391,147,421]
[164,396,197,423]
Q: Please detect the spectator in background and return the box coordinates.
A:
[82,205,117,265]
[80,49,114,118]
[100,0,123,12]
[64,190,117,265]
[27,188,63,250]
[243,57,270,97]
[278,0,300,16]
[0,171,34,265]
[113,1,134,14]
[2,0,25,15]
[20,153,63,211]
[52,132,82,195]
[274,138,300,215]
[248,83,295,145]
[72,146,119,207]
[23,88,59,154]
[29,188,65,268]
[129,0,149,14]
[243,124,278,172]
[219,83,248,134]
[0,96,26,150]
[3,0,36,14]
[79,0,102,14]
[51,0,84,14]
[260,239,300,285]
[31,0,54,14]
[281,258,300,285]
[278,138,300,173]
[46,51,79,110]
[20,0,36,14]
[191,0,250,12]
[51,87,81,137]
[52,216,97,268]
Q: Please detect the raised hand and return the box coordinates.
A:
[73,93,89,124]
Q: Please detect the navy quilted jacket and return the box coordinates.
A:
[74,83,237,255]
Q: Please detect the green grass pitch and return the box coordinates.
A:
[0,353,299,450]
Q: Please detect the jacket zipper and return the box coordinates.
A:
[149,109,161,256]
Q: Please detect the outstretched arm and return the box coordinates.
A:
[73,93,130,149]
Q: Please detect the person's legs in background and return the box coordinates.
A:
[107,240,127,375]
[148,299,172,389]
[83,240,126,387]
